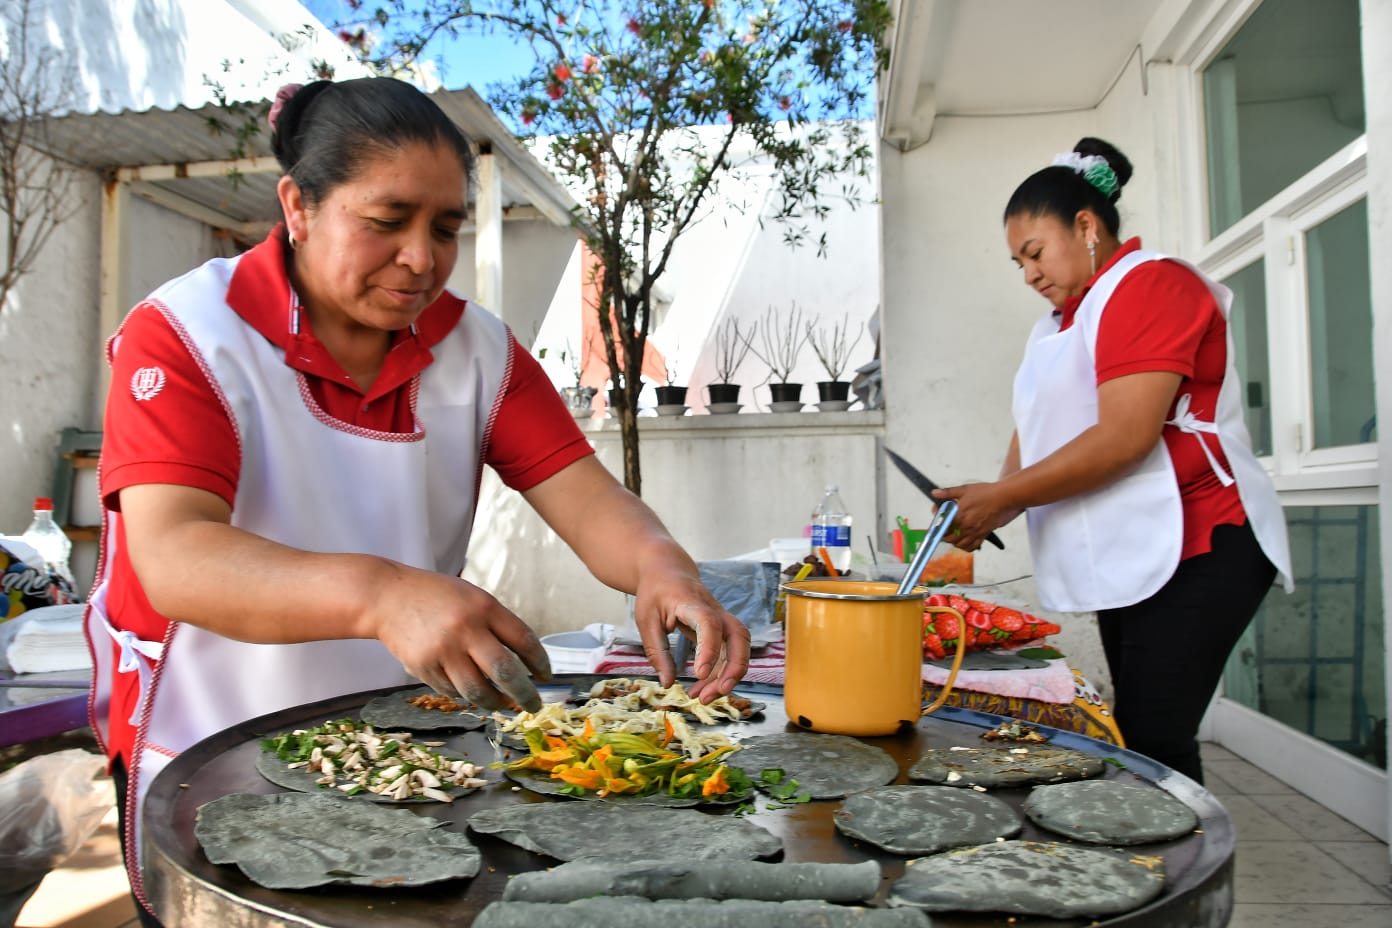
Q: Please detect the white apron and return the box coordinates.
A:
[85,253,512,907]
[1013,249,1293,612]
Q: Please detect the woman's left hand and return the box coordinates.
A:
[524,456,752,702]
[632,566,751,701]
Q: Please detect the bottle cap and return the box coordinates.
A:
[34,497,54,510]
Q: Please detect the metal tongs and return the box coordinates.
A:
[895,499,960,595]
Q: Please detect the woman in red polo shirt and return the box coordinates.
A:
[89,77,749,923]
[934,137,1292,784]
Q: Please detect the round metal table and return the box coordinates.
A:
[143,679,1234,927]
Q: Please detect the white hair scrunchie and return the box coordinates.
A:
[1050,151,1119,198]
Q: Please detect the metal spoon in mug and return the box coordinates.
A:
[896,500,960,595]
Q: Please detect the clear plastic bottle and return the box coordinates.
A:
[810,484,853,574]
[21,496,76,587]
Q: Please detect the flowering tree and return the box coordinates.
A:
[331,0,890,495]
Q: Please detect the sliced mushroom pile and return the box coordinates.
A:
[263,718,487,802]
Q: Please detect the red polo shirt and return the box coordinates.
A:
[1056,238,1247,560]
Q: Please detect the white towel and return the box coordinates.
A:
[5,604,91,674]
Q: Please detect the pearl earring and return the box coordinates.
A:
[288,232,300,250]
[1088,239,1097,275]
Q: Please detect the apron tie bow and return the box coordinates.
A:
[107,626,164,725]
[1166,393,1235,487]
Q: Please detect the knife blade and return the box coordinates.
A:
[884,447,1005,550]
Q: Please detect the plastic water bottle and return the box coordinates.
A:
[21,496,76,587]
[810,484,853,574]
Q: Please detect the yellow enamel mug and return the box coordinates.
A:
[782,580,926,736]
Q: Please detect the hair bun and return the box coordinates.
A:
[269,80,334,172]
[1073,137,1133,195]
[267,83,304,133]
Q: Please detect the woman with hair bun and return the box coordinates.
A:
[88,77,749,922]
[933,137,1292,784]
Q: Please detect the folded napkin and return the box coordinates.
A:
[594,641,789,686]
[921,650,1077,704]
[5,604,91,674]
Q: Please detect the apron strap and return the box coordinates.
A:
[1166,392,1236,487]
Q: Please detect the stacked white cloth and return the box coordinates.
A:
[3,605,91,674]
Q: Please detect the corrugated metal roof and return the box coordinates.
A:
[29,87,579,230]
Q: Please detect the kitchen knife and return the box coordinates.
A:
[884,447,1005,550]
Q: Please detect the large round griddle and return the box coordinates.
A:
[143,679,1235,928]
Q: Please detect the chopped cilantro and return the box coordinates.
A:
[759,768,811,803]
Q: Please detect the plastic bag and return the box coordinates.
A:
[1,538,79,622]
[0,749,114,895]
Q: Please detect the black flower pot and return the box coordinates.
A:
[706,383,741,404]
[769,382,803,403]
[816,380,851,402]
[655,385,688,406]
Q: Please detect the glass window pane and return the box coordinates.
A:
[1224,504,1385,770]
[1203,0,1364,236]
[1306,198,1375,448]
[1221,260,1272,457]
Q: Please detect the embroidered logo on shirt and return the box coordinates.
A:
[130,366,167,401]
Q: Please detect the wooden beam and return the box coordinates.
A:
[98,178,131,405]
[114,156,280,182]
[128,181,268,236]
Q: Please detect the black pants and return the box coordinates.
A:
[1097,520,1276,785]
[112,759,164,928]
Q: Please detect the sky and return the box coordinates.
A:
[300,0,539,94]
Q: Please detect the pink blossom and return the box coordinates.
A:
[546,83,564,100]
[583,54,599,74]
[554,63,572,82]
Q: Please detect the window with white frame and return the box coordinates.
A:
[1191,0,1385,773]
[1195,0,1373,487]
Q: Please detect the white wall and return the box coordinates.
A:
[0,172,102,537]
[451,219,580,347]
[464,413,886,637]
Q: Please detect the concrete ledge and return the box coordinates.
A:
[578,409,885,440]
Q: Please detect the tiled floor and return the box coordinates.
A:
[1201,743,1392,927]
[12,744,1391,927]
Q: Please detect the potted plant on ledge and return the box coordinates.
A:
[654,335,687,413]
[747,301,810,412]
[704,317,756,414]
[544,342,596,419]
[654,359,688,415]
[808,312,865,411]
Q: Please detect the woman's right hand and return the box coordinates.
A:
[120,483,551,713]
[365,564,552,713]
[931,482,1018,552]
